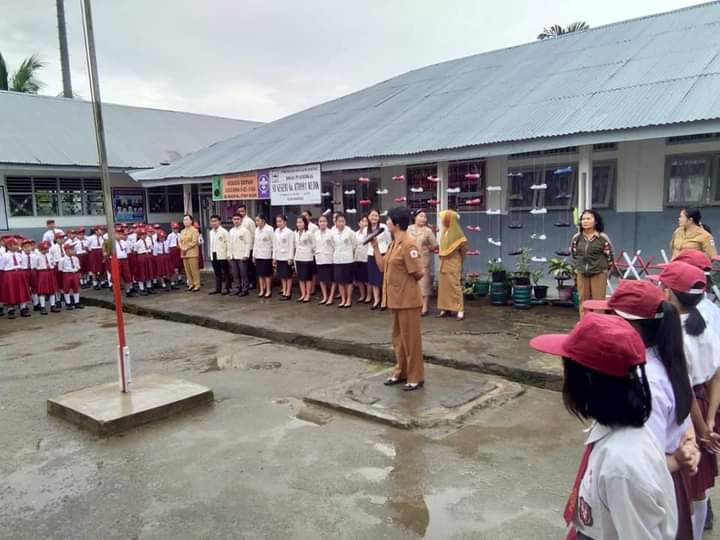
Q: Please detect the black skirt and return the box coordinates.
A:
[334,263,354,284]
[317,264,334,284]
[276,260,292,279]
[255,258,273,278]
[354,261,368,283]
[296,260,314,281]
[367,254,383,286]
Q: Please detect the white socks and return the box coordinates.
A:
[39,296,45,308]
[73,293,80,304]
[692,498,708,540]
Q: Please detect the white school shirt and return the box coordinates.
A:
[153,239,168,257]
[698,296,720,335]
[166,231,179,249]
[314,228,334,265]
[294,230,315,262]
[332,227,357,264]
[19,252,33,270]
[573,423,677,540]
[644,347,691,454]
[365,225,391,256]
[133,237,153,255]
[87,234,104,251]
[66,237,86,255]
[253,225,274,259]
[308,221,319,233]
[33,252,55,270]
[42,228,63,245]
[58,255,80,273]
[229,226,252,260]
[682,314,720,387]
[48,242,66,265]
[241,215,256,236]
[115,240,130,260]
[273,227,295,261]
[2,251,24,271]
[354,230,369,262]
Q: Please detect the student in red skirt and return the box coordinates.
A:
[152,229,174,291]
[531,313,678,539]
[1,238,32,318]
[59,244,83,310]
[167,222,182,285]
[592,280,700,539]
[75,226,90,288]
[87,225,105,289]
[19,238,38,311]
[49,231,67,308]
[656,261,720,538]
[132,227,155,296]
[33,241,60,314]
[111,226,135,297]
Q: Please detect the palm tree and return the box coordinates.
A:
[537,21,590,40]
[0,52,45,93]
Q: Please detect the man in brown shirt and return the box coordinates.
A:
[372,207,425,391]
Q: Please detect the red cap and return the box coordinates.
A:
[606,280,665,320]
[170,222,179,229]
[38,241,51,250]
[77,226,85,233]
[157,230,167,239]
[21,238,33,246]
[657,261,706,295]
[530,313,646,377]
[673,249,712,272]
[54,231,66,239]
[68,229,76,235]
[5,237,19,248]
[153,223,161,229]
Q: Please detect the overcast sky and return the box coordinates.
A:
[0,0,703,122]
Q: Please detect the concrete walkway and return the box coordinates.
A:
[83,285,578,390]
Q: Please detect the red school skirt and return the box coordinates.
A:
[690,383,719,498]
[672,469,693,540]
[133,253,154,282]
[153,254,172,277]
[87,249,104,274]
[35,268,57,295]
[117,258,132,285]
[169,246,182,272]
[21,269,34,292]
[61,271,81,294]
[79,252,89,274]
[1,269,30,305]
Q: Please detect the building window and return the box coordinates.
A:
[509,147,577,160]
[665,154,714,206]
[448,160,486,211]
[592,143,617,152]
[406,165,438,211]
[5,176,104,217]
[591,160,616,209]
[507,164,577,209]
[147,185,184,213]
[667,133,720,145]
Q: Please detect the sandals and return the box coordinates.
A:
[403,381,425,392]
[384,377,407,386]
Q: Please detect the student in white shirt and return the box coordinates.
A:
[354,215,370,304]
[42,219,63,245]
[253,214,274,298]
[208,214,232,296]
[302,210,319,295]
[133,227,155,295]
[167,222,181,285]
[531,313,678,540]
[314,215,335,305]
[1,238,32,318]
[19,239,36,310]
[366,209,391,310]
[113,227,135,296]
[229,213,252,296]
[597,280,699,539]
[294,215,316,303]
[58,244,83,310]
[87,225,105,289]
[151,229,174,292]
[33,241,60,314]
[332,213,358,309]
[657,261,720,538]
[273,214,295,300]
[237,204,256,288]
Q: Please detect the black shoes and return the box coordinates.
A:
[51,305,61,313]
[20,308,31,317]
[40,307,48,315]
[208,291,220,295]
[384,377,407,386]
[403,381,425,392]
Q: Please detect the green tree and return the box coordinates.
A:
[537,21,590,40]
[0,52,45,93]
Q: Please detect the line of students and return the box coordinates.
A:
[532,249,720,539]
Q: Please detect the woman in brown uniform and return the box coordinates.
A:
[437,209,468,320]
[408,210,439,317]
[179,214,201,292]
[372,207,425,391]
[671,207,717,259]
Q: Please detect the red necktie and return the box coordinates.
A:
[13,254,17,266]
[564,443,594,540]
[27,255,31,269]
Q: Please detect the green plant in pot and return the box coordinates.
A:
[474,272,491,296]
[512,248,532,286]
[548,257,575,302]
[531,268,548,300]
[488,258,506,284]
[463,272,480,299]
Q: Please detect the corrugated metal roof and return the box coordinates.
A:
[135,1,720,182]
[0,91,262,169]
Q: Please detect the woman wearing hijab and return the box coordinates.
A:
[437,209,468,320]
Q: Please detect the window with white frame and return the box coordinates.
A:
[665,154,717,206]
[591,160,616,209]
[147,185,184,213]
[6,176,104,217]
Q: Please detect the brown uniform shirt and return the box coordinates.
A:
[670,225,717,258]
[179,227,200,258]
[382,237,424,309]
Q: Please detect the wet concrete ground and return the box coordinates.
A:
[1,308,583,539]
[83,284,578,389]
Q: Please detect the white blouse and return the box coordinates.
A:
[294,230,315,262]
[354,230,369,262]
[58,255,81,273]
[229,226,252,260]
[365,225,391,256]
[33,252,55,270]
[332,227,357,265]
[313,228,334,265]
[273,227,295,261]
[253,225,274,259]
[682,314,720,387]
[134,237,153,255]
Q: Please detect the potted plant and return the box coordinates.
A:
[513,248,532,286]
[474,272,491,296]
[531,269,548,300]
[488,258,506,283]
[548,257,575,302]
[463,273,479,299]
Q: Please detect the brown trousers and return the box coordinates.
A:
[391,307,424,384]
[183,257,201,289]
[575,271,607,316]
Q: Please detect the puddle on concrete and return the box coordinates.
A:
[205,351,282,372]
[348,466,394,483]
[373,442,396,458]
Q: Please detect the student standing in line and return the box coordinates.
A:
[75,227,89,288]
[49,231,67,308]
[531,313,678,539]
[237,204,256,288]
[166,222,182,285]
[87,225,105,290]
[1,238,31,318]
[314,215,335,305]
[354,215,370,304]
[366,208,391,311]
[19,239,36,311]
[152,229,172,292]
[133,227,155,296]
[294,215,315,303]
[303,210,319,296]
[332,213,357,308]
[273,215,295,300]
[671,249,720,335]
[42,219,63,245]
[33,241,60,314]
[179,215,201,292]
[656,261,720,539]
[208,214,232,295]
[229,212,252,297]
[595,280,699,539]
[408,210,439,316]
[58,244,83,310]
[253,214,274,298]
[113,227,135,297]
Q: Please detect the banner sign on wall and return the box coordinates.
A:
[212,170,271,201]
[270,164,321,206]
[112,188,146,223]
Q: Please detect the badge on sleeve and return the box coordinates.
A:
[578,496,593,527]
[409,249,419,259]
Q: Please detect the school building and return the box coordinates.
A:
[0,90,261,238]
